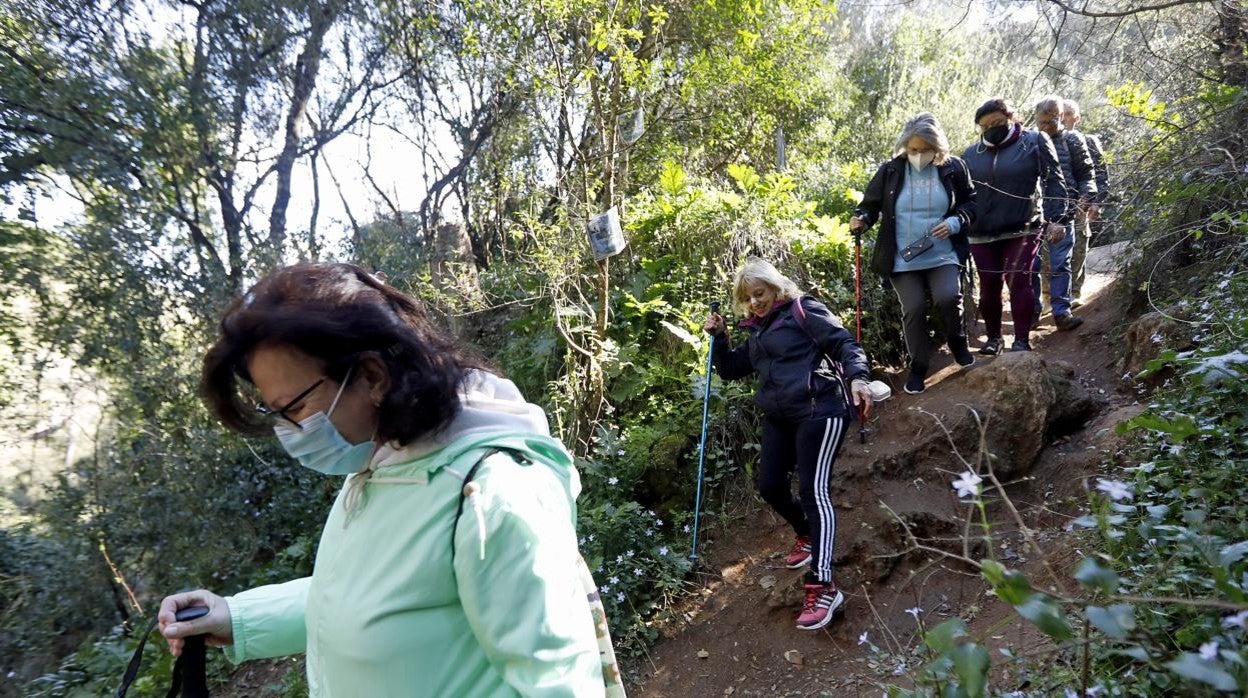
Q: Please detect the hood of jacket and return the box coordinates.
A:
[343,369,579,514]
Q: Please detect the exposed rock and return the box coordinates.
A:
[764,568,806,609]
[1119,308,1195,381]
[957,352,1101,479]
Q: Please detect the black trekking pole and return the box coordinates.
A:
[690,301,720,562]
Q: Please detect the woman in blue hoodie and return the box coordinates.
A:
[157,263,620,697]
[960,98,1069,354]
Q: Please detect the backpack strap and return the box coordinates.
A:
[448,449,628,695]
[450,447,531,565]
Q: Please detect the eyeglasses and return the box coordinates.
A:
[255,377,326,430]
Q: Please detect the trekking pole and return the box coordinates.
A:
[853,229,864,344]
[852,228,870,444]
[690,301,720,562]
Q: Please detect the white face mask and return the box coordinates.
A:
[908,151,935,171]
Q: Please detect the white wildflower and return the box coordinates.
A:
[858,631,869,646]
[607,476,619,485]
[952,471,982,498]
[1222,610,1248,629]
[1095,478,1133,501]
[634,568,643,576]
[905,606,923,620]
[609,576,619,585]
[1200,641,1220,661]
[616,592,625,603]
[658,546,669,556]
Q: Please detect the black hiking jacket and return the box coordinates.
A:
[1073,129,1110,203]
[711,297,870,422]
[853,155,978,277]
[1049,128,1098,206]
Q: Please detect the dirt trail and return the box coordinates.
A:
[632,244,1141,696]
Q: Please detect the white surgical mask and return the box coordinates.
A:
[273,367,377,476]
[908,151,935,171]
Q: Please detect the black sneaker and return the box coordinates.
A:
[1054,313,1084,331]
[1011,338,1032,352]
[948,338,976,368]
[979,337,1002,356]
[904,371,926,394]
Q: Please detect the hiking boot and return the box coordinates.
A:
[784,535,812,569]
[796,582,844,631]
[1054,313,1084,331]
[1011,338,1032,352]
[979,337,1002,356]
[948,338,976,368]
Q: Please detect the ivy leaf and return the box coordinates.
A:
[923,618,968,655]
[983,563,1033,605]
[1074,558,1120,595]
[1166,653,1237,691]
[1086,604,1136,640]
[950,643,990,698]
[1220,540,1248,567]
[1116,412,1199,440]
[1014,594,1073,642]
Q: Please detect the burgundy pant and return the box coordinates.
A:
[970,234,1041,340]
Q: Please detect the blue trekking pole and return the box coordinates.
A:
[690,301,720,561]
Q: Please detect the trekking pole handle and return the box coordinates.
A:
[710,301,720,314]
[175,606,211,624]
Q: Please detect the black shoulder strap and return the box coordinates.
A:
[116,614,208,698]
[450,447,530,565]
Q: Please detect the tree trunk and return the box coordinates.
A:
[268,0,339,256]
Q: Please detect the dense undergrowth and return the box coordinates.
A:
[2,1,1244,696]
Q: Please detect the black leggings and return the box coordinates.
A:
[757,416,848,583]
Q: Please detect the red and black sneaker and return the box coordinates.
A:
[796,582,844,631]
[784,535,812,569]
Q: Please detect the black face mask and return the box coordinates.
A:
[982,124,1010,145]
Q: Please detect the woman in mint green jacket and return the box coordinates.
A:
[158,263,621,697]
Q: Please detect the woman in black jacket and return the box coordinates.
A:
[850,112,978,394]
[703,257,873,631]
[960,98,1070,354]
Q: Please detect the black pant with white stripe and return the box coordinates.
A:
[757,416,848,584]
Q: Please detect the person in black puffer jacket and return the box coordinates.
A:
[961,98,1070,354]
[1031,96,1097,331]
[851,112,978,395]
[703,257,872,632]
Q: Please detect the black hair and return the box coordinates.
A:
[202,263,487,445]
[974,98,1016,124]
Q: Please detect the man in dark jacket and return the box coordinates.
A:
[1063,99,1110,305]
[1032,96,1097,331]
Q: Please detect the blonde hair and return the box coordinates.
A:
[732,257,802,315]
[893,112,951,166]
